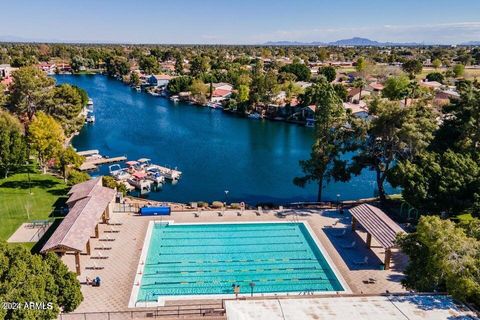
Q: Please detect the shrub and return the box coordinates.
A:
[211,201,224,208]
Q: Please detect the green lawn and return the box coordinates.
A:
[0,172,69,242]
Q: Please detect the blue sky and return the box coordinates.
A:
[2,0,480,44]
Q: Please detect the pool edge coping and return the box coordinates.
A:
[129,220,351,308]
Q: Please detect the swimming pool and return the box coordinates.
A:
[133,222,346,304]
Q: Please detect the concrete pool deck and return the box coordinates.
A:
[62,208,408,313]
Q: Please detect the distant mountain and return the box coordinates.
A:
[264,37,422,47]
[461,41,480,46]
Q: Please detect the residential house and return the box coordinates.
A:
[38,62,56,74]
[211,88,232,103]
[148,74,174,87]
[347,87,370,103]
[366,82,384,95]
[343,101,369,119]
[420,80,443,91]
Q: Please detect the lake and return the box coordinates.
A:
[55,74,396,204]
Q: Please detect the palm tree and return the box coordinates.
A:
[353,78,367,103]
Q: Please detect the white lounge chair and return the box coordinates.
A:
[341,241,356,249]
[354,256,369,265]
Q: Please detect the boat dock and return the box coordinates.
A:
[78,150,127,171]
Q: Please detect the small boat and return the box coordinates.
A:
[146,168,166,184]
[87,98,93,106]
[135,86,141,92]
[108,164,131,181]
[305,118,315,127]
[127,172,152,194]
[170,95,179,103]
[248,113,261,119]
[86,113,95,123]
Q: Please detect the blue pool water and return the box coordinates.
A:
[137,222,345,301]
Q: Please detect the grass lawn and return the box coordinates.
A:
[0,172,69,242]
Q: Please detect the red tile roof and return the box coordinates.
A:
[212,88,232,97]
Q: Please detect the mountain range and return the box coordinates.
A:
[264,37,478,47]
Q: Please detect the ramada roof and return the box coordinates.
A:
[41,178,116,253]
[349,204,405,249]
[212,88,232,97]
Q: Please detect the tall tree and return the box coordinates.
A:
[0,242,83,319]
[28,112,64,174]
[318,66,336,83]
[56,146,84,182]
[0,110,26,178]
[47,84,84,135]
[397,216,480,304]
[402,59,423,79]
[382,75,410,101]
[9,66,54,123]
[139,55,160,75]
[294,78,361,201]
[350,98,437,202]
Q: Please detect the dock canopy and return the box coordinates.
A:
[349,204,405,269]
[41,178,116,274]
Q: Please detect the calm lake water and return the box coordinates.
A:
[55,74,396,204]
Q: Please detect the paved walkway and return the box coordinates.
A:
[62,209,407,313]
[8,222,52,243]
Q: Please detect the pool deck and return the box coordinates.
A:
[61,208,408,313]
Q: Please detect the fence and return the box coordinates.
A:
[113,202,142,213]
[59,302,225,320]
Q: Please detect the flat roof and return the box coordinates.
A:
[225,295,478,320]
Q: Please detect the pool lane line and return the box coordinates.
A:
[140,277,335,287]
[155,235,300,240]
[144,257,315,265]
[157,249,308,255]
[142,266,321,276]
[158,241,304,247]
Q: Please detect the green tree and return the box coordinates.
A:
[139,55,160,74]
[453,64,465,78]
[9,66,54,123]
[279,63,311,81]
[0,242,83,319]
[382,75,410,101]
[102,175,127,196]
[0,110,26,178]
[389,150,480,214]
[333,84,348,102]
[355,57,367,73]
[294,78,361,201]
[167,76,192,94]
[189,79,208,104]
[47,84,84,135]
[350,99,437,202]
[237,85,250,103]
[432,58,442,69]
[402,59,423,78]
[174,54,184,75]
[29,112,64,174]
[318,66,336,83]
[129,72,141,87]
[56,146,84,182]
[397,216,480,304]
[105,55,130,77]
[190,56,210,77]
[67,170,90,185]
[426,72,445,83]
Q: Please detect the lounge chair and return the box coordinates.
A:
[218,211,223,217]
[354,256,369,265]
[237,211,242,216]
[341,241,356,249]
[194,211,199,218]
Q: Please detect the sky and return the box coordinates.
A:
[1,0,480,44]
